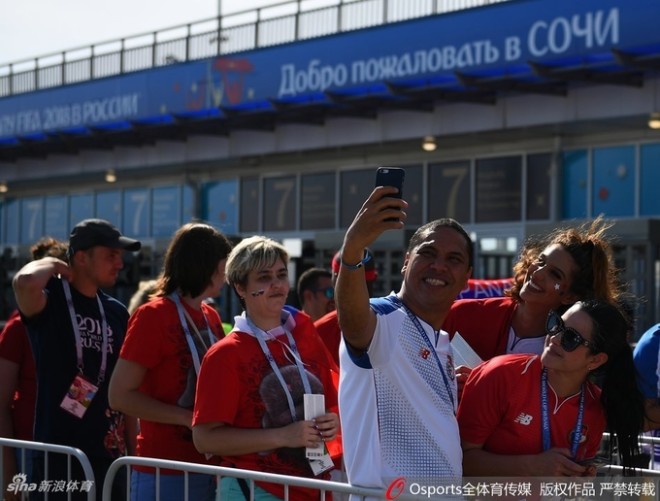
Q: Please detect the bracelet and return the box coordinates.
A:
[341,250,372,270]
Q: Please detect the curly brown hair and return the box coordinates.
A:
[506,216,621,306]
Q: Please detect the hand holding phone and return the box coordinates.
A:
[375,167,405,222]
[577,456,608,468]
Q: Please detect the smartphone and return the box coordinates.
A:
[375,167,405,198]
[375,167,405,222]
[577,456,609,468]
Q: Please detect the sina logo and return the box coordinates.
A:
[386,477,406,500]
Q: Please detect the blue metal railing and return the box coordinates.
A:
[0,0,510,98]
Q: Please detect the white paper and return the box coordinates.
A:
[450,332,483,369]
[304,394,326,459]
[303,393,335,475]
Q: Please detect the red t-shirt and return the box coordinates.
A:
[193,309,340,501]
[314,311,340,367]
[442,297,518,360]
[0,310,36,441]
[119,297,223,471]
[457,354,604,461]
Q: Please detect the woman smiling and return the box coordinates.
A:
[457,299,644,476]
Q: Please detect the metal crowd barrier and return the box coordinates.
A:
[104,456,660,501]
[0,437,95,500]
[601,465,660,477]
[602,432,660,446]
[103,456,384,500]
[5,435,660,501]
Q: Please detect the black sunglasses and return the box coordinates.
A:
[545,310,594,352]
[313,287,334,299]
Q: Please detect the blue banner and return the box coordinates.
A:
[0,0,658,139]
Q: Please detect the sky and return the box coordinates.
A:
[0,0,277,66]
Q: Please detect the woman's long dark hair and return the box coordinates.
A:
[580,299,644,471]
[156,223,232,298]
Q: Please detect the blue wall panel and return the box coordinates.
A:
[69,193,94,231]
[96,190,121,228]
[592,146,635,217]
[640,143,660,216]
[20,198,44,245]
[202,180,238,236]
[562,150,588,219]
[44,196,68,240]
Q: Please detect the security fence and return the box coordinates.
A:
[103,456,384,500]
[0,437,95,500]
[5,434,660,501]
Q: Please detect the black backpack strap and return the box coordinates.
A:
[236,477,251,500]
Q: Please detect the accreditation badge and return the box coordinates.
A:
[60,374,98,418]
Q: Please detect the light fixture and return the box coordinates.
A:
[422,135,437,152]
[105,169,117,183]
[0,181,7,193]
[648,112,660,129]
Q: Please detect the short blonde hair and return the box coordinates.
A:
[225,236,289,288]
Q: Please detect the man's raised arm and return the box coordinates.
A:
[336,186,407,351]
[12,257,71,318]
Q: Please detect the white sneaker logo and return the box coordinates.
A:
[514,413,533,425]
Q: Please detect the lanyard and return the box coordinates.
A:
[170,292,214,376]
[247,316,313,422]
[390,296,456,412]
[541,368,585,459]
[62,280,109,385]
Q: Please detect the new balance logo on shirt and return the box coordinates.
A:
[514,413,533,425]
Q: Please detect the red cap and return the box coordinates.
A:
[332,249,378,282]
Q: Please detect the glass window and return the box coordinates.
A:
[301,172,335,230]
[399,165,423,226]
[20,197,44,245]
[203,179,239,235]
[152,186,181,238]
[96,190,121,227]
[475,156,522,223]
[561,150,588,219]
[3,199,19,245]
[428,160,471,223]
[340,168,374,228]
[123,188,150,238]
[593,145,635,217]
[45,196,68,240]
[183,184,195,223]
[70,193,94,230]
[263,175,296,232]
[526,153,552,220]
[240,177,259,232]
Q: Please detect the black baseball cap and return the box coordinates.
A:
[69,219,141,255]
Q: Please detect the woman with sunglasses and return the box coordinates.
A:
[443,217,623,393]
[457,299,644,476]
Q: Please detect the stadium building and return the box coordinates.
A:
[0,0,658,336]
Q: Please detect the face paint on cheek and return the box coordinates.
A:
[554,283,560,291]
[251,289,265,297]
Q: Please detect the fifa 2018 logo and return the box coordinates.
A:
[386,477,406,500]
